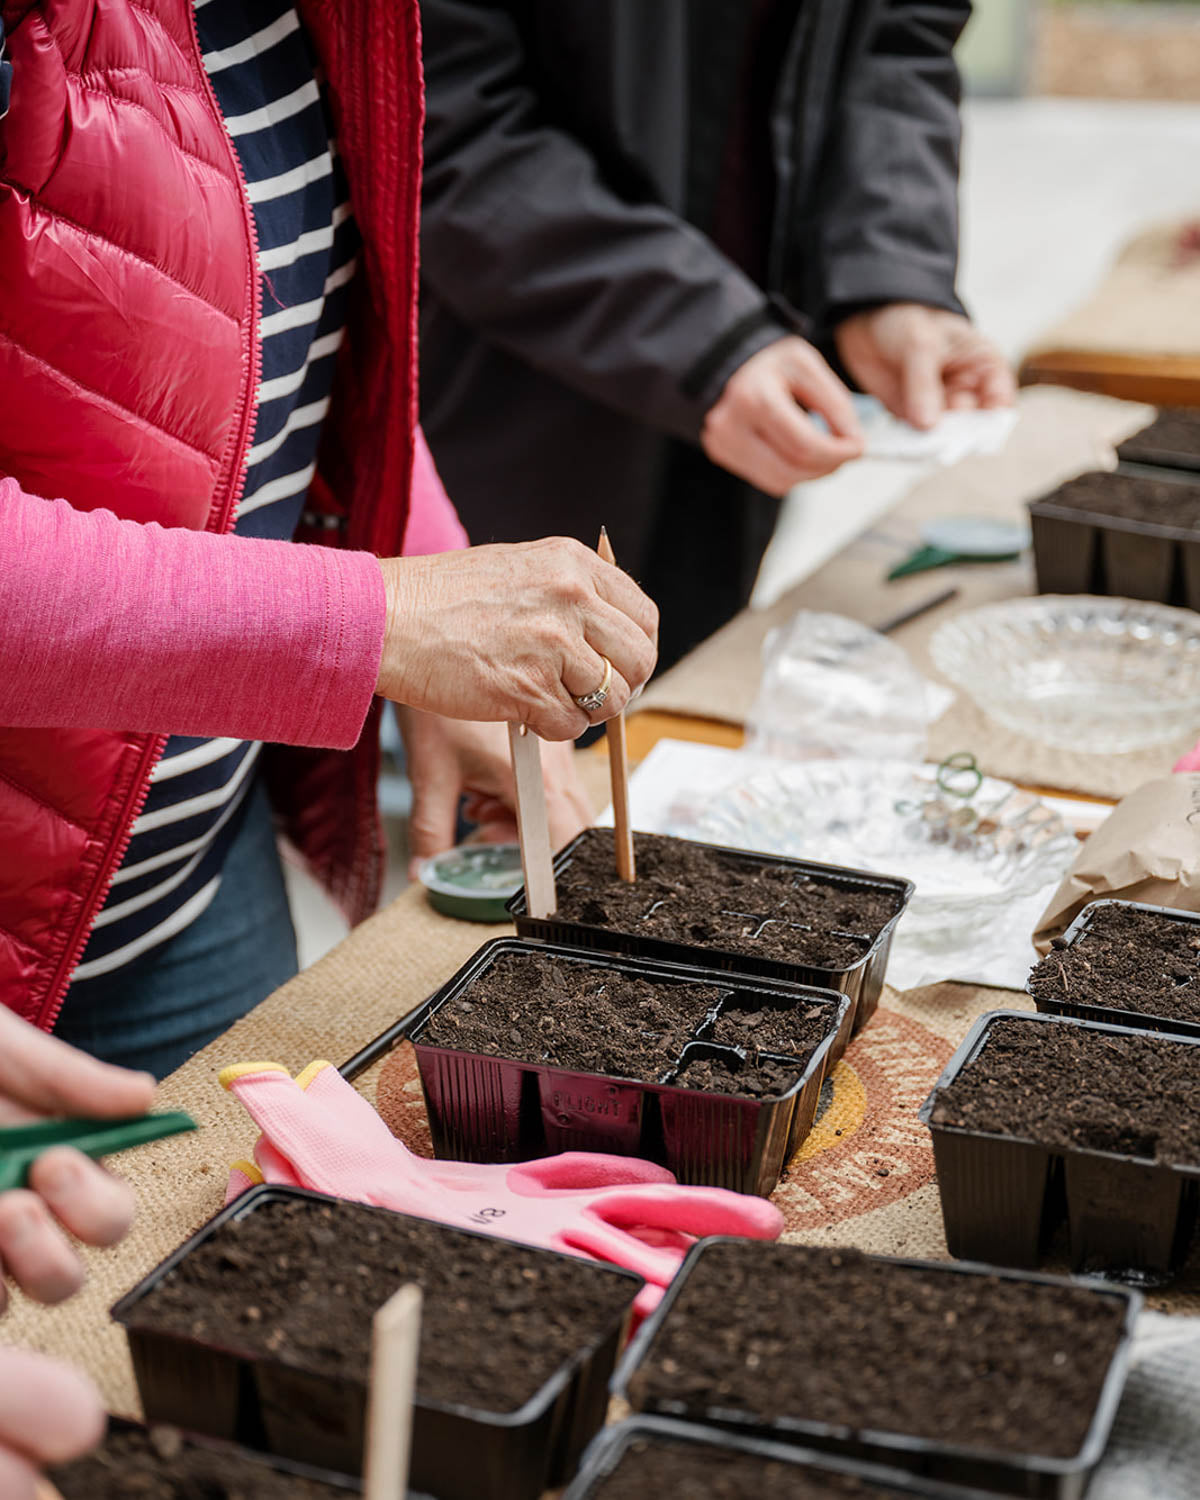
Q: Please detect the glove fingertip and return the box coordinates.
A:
[219,1061,289,1090]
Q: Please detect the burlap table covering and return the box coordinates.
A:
[1025,221,1200,361]
[8,879,1199,1422]
[637,387,1186,799]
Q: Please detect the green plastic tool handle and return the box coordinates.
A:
[0,1110,197,1192]
[888,545,1021,582]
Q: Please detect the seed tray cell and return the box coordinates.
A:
[1029,899,1200,1040]
[509,830,911,1042]
[920,1008,1200,1281]
[112,1186,642,1500]
[564,1416,997,1500]
[1028,468,1200,608]
[613,1238,1138,1500]
[402,939,851,1197]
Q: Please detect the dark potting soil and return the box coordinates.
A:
[709,999,832,1061]
[629,1242,1126,1460]
[419,951,725,1083]
[131,1198,634,1414]
[1118,408,1200,468]
[587,1436,913,1499]
[50,1426,344,1499]
[1029,904,1200,1023]
[928,1015,1200,1164]
[1035,470,1200,530]
[672,1051,803,1099]
[552,831,898,966]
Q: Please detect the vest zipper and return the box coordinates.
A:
[39,0,264,1032]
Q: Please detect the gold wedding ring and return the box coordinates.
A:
[574,656,613,714]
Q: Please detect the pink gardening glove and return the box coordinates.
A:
[221,1061,783,1319]
[1175,743,1200,773]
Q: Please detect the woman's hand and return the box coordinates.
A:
[376,538,658,741]
[398,709,593,878]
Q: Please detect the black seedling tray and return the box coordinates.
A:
[612,1238,1139,1500]
[111,1185,643,1500]
[56,1418,374,1495]
[403,938,850,1197]
[564,1417,998,1500]
[1116,408,1200,475]
[1028,468,1200,607]
[1030,899,1200,1040]
[920,1009,1200,1280]
[508,831,912,1042]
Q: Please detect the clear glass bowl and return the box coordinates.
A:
[929,596,1200,754]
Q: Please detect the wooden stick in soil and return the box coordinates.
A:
[35,1483,65,1500]
[508,722,557,918]
[597,527,636,883]
[364,1282,423,1500]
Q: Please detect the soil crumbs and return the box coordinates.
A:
[553,831,900,967]
[1029,904,1200,1024]
[629,1242,1126,1460]
[1037,470,1200,530]
[51,1426,342,1498]
[590,1434,915,1499]
[132,1198,634,1414]
[929,1015,1200,1165]
[709,999,833,1061]
[420,950,725,1082]
[673,1051,804,1099]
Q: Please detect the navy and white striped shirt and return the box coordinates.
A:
[70,0,358,983]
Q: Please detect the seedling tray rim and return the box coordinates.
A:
[1030,899,1200,1040]
[612,1235,1140,1479]
[407,937,851,1107]
[112,1183,644,1433]
[506,830,914,977]
[566,1414,998,1500]
[1028,496,1200,545]
[918,1007,1200,1178]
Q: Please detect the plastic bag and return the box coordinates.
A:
[746,611,953,764]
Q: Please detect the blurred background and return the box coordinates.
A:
[290,0,1200,967]
[955,0,1200,359]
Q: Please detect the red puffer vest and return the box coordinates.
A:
[0,0,422,1029]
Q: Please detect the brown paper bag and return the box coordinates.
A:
[1033,775,1200,952]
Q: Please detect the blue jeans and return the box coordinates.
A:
[54,779,299,1079]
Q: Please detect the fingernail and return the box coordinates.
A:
[6,1197,42,1246]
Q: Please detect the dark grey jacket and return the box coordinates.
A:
[418,1,970,663]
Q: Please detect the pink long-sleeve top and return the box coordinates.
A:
[0,429,467,752]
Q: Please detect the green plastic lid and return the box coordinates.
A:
[419,843,524,922]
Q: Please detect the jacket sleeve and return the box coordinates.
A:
[0,479,387,750]
[418,0,785,440]
[808,2,971,325]
[402,426,470,554]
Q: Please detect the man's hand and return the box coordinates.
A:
[398,708,594,879]
[0,1348,105,1498]
[835,303,1015,431]
[701,336,864,496]
[0,1008,154,1310]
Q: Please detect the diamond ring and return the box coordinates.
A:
[574,656,613,714]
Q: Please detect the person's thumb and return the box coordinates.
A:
[406,765,461,879]
[900,340,945,430]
